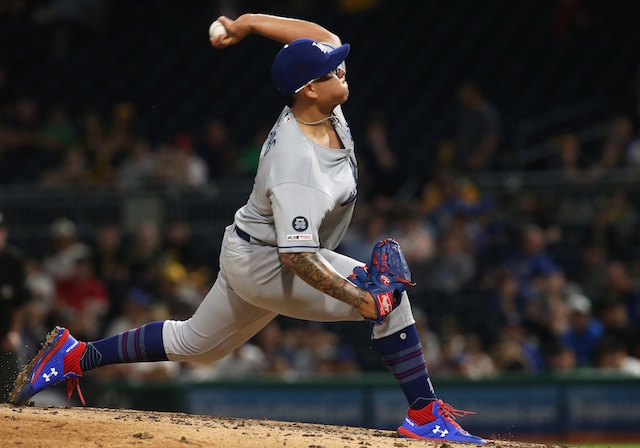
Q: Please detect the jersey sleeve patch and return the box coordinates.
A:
[286,234,313,241]
[292,216,309,231]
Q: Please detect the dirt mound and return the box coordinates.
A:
[0,404,561,448]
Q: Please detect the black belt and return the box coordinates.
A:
[235,226,251,243]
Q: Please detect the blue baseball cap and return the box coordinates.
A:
[271,38,350,95]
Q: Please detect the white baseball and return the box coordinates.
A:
[209,20,226,41]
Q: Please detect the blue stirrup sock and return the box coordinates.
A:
[80,321,168,371]
[375,324,437,410]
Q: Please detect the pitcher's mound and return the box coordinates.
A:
[0,404,561,448]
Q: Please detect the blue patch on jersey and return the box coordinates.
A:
[292,216,308,231]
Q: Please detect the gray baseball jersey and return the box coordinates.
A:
[162,62,415,365]
[234,105,357,253]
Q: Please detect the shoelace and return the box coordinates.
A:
[437,400,475,431]
[66,377,86,406]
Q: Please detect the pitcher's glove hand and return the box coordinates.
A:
[348,238,415,324]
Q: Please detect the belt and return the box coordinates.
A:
[235,226,251,243]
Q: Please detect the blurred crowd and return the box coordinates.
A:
[0,77,263,187]
[2,76,640,402]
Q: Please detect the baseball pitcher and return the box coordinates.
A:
[11,13,485,444]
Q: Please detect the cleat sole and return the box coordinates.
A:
[10,326,62,405]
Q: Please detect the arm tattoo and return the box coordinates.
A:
[281,252,368,309]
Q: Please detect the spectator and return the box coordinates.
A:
[547,133,585,182]
[461,198,503,257]
[504,315,545,372]
[124,220,163,290]
[625,126,640,167]
[22,258,55,351]
[490,334,531,372]
[0,212,31,402]
[197,118,238,178]
[184,341,266,381]
[42,218,92,281]
[152,134,208,188]
[523,284,572,343]
[459,334,496,378]
[0,97,42,183]
[490,315,544,373]
[39,144,90,187]
[604,190,639,256]
[92,223,129,323]
[485,268,529,334]
[425,229,476,296]
[503,224,565,304]
[418,168,481,233]
[593,336,640,376]
[156,260,202,320]
[338,198,390,263]
[214,343,268,378]
[602,261,640,327]
[598,300,632,342]
[253,320,295,377]
[390,202,436,266]
[509,192,548,228]
[582,205,615,254]
[103,288,152,337]
[161,218,201,270]
[36,104,78,169]
[453,81,501,173]
[173,132,209,187]
[560,293,604,366]
[93,223,127,281]
[431,316,466,374]
[82,104,135,187]
[115,138,155,190]
[589,115,633,177]
[576,242,609,303]
[79,111,106,154]
[53,252,109,340]
[302,324,359,375]
[545,342,577,372]
[356,112,404,200]
[235,124,269,176]
[104,102,136,164]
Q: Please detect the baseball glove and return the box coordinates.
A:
[348,238,415,324]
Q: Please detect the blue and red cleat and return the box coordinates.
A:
[10,326,86,406]
[397,399,486,444]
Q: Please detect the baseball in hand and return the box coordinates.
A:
[209,20,227,41]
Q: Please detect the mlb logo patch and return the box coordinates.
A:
[286,234,312,241]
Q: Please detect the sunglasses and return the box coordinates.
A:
[294,67,341,94]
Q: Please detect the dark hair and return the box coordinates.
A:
[284,93,296,108]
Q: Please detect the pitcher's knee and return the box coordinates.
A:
[162,319,213,358]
